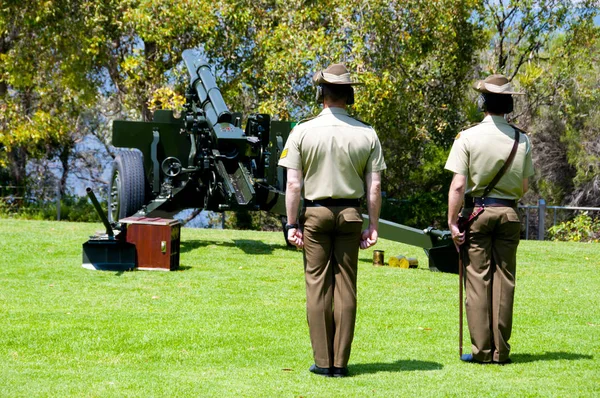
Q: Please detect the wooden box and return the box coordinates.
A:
[120,217,181,271]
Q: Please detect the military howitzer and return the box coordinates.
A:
[108,49,292,224]
[106,49,457,273]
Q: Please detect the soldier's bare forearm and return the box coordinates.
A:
[285,168,303,224]
[365,172,381,230]
[448,173,466,226]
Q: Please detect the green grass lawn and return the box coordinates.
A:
[1,218,599,397]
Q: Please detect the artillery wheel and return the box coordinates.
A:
[108,150,146,223]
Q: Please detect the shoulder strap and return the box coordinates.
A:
[297,116,315,125]
[481,128,520,198]
[348,115,371,126]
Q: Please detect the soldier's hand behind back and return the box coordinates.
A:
[449,223,465,252]
[287,228,304,249]
[360,228,378,250]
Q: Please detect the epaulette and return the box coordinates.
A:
[348,115,371,127]
[509,123,528,134]
[462,122,479,131]
[297,116,316,125]
[454,122,479,140]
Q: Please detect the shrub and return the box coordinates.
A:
[0,194,101,223]
[547,212,600,242]
[380,192,448,229]
[222,209,284,231]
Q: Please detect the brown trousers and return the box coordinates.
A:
[463,206,521,363]
[301,206,363,368]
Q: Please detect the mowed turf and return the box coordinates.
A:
[0,218,598,397]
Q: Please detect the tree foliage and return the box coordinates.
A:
[200,0,486,226]
[514,4,600,206]
[0,0,598,227]
[473,0,599,209]
[0,1,105,193]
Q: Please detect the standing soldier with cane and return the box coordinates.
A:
[279,63,386,377]
[445,75,534,365]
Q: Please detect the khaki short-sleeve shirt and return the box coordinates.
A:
[445,115,534,200]
[278,107,386,200]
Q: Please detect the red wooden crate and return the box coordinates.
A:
[120,217,181,271]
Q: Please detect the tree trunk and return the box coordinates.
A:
[58,144,73,197]
[7,147,27,188]
[142,40,158,122]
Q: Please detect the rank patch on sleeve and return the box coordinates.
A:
[280,148,288,159]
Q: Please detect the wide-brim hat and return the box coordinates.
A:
[473,74,524,95]
[313,63,363,86]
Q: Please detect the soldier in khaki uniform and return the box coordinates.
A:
[445,74,535,364]
[278,63,386,377]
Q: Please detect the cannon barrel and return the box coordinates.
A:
[182,49,232,126]
[86,187,114,238]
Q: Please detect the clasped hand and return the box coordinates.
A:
[449,223,465,252]
[287,227,378,250]
[360,228,378,250]
[287,228,304,249]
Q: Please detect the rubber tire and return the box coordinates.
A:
[108,150,146,223]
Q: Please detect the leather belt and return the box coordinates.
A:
[465,196,517,208]
[304,198,361,207]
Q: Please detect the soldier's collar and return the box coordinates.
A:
[319,107,349,117]
[483,115,510,125]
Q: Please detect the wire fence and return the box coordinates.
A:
[0,185,62,220]
[0,185,25,208]
[519,199,600,240]
[3,186,598,236]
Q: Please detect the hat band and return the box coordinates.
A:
[484,82,512,93]
[322,72,351,84]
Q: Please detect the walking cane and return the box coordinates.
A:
[458,245,463,357]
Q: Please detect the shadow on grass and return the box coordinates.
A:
[358,257,435,272]
[511,351,593,363]
[359,258,376,265]
[113,269,137,276]
[350,359,443,375]
[358,257,425,266]
[180,239,286,255]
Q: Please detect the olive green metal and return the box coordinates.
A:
[361,214,457,273]
[110,51,291,219]
[108,49,456,272]
[82,187,136,271]
[362,216,434,249]
[86,187,114,238]
[112,110,190,173]
[182,49,231,126]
